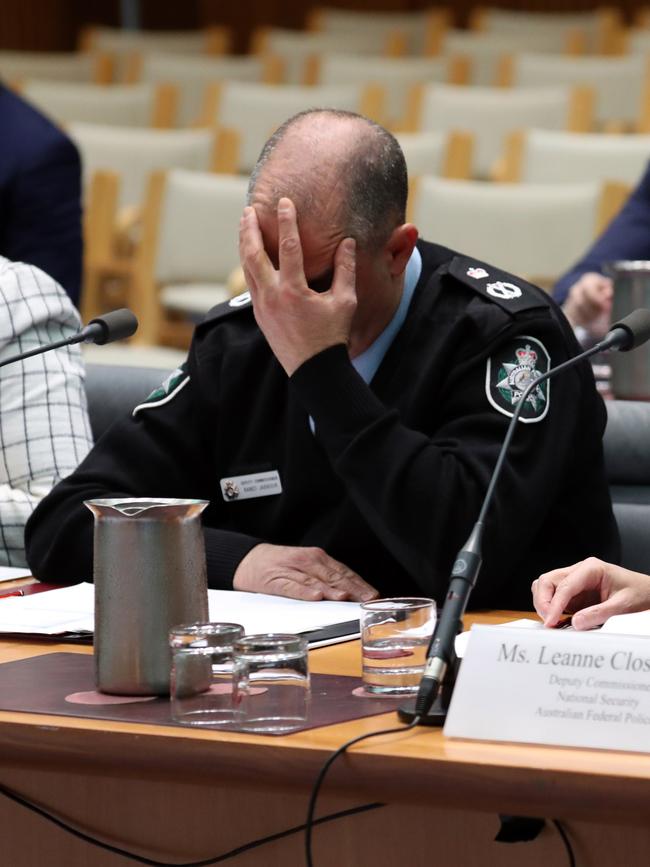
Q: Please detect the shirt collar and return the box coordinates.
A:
[351,245,422,384]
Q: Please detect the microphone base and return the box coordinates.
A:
[397,695,448,727]
[397,654,461,727]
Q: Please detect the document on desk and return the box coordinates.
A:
[0,566,33,583]
[0,583,361,646]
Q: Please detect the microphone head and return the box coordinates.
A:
[608,308,650,352]
[84,309,138,345]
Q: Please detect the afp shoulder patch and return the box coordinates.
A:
[447,256,550,315]
[133,367,189,416]
[486,336,550,423]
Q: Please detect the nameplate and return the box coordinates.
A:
[444,625,650,754]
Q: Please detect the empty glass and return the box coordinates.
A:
[170,622,244,727]
[232,634,309,733]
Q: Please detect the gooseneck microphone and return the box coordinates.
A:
[0,308,138,371]
[399,308,650,726]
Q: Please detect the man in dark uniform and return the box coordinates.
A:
[25,110,619,610]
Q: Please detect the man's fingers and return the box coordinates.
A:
[239,206,275,291]
[277,198,305,288]
[301,549,377,602]
[331,237,357,304]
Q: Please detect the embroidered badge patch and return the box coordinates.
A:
[133,368,189,416]
[485,336,550,423]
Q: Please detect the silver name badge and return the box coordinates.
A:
[220,470,282,502]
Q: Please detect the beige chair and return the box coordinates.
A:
[396,131,474,185]
[251,27,404,85]
[470,7,623,54]
[199,80,384,174]
[439,30,584,87]
[136,53,274,127]
[404,83,593,179]
[131,170,250,346]
[79,26,232,82]
[500,128,650,187]
[504,53,649,129]
[72,125,221,323]
[0,50,111,85]
[306,7,450,55]
[316,54,468,130]
[20,81,176,128]
[411,176,617,287]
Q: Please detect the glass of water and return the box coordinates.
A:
[232,634,309,733]
[360,598,436,696]
[170,622,244,727]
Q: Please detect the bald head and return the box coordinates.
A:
[248,110,408,251]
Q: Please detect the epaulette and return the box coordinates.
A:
[196,290,253,332]
[446,256,551,315]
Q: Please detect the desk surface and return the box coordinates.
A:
[0,608,648,828]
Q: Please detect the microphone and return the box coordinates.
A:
[78,309,139,345]
[0,308,138,371]
[399,309,650,726]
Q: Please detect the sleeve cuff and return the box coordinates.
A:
[204,527,261,590]
[289,344,389,445]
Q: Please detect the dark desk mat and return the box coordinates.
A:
[0,653,403,735]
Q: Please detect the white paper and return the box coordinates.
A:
[0,582,361,641]
[0,566,33,583]
[601,610,650,637]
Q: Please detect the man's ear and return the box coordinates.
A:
[386,224,419,277]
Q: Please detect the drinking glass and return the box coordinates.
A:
[360,597,436,695]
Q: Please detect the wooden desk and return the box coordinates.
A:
[0,612,648,866]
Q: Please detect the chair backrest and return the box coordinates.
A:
[151,170,249,284]
[83,26,229,55]
[85,362,172,440]
[69,123,217,208]
[514,129,650,185]
[138,53,267,125]
[21,81,172,128]
[255,28,400,84]
[411,175,602,284]
[210,81,377,173]
[511,53,648,126]
[308,7,449,54]
[396,131,473,182]
[603,399,650,573]
[317,54,461,128]
[0,50,105,83]
[412,83,582,178]
[440,30,579,86]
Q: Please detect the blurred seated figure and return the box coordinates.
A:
[533,558,650,630]
[0,84,82,306]
[553,162,650,342]
[0,257,92,565]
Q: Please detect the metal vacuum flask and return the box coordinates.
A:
[85,498,209,695]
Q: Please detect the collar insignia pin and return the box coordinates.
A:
[467,267,489,279]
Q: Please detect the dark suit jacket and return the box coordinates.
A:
[0,85,82,306]
[553,160,650,305]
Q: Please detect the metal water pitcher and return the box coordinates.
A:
[605,261,650,400]
[85,498,209,695]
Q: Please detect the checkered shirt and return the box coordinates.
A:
[0,257,92,566]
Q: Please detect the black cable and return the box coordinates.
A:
[553,819,576,867]
[0,779,382,866]
[305,716,421,867]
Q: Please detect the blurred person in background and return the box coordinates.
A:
[0,83,82,307]
[553,162,650,343]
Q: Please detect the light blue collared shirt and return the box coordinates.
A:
[309,246,422,432]
[350,244,422,384]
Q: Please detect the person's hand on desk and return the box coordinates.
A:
[233,543,378,602]
[532,558,650,630]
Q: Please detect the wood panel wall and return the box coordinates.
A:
[0,0,644,53]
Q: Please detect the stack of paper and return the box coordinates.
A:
[0,583,361,647]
